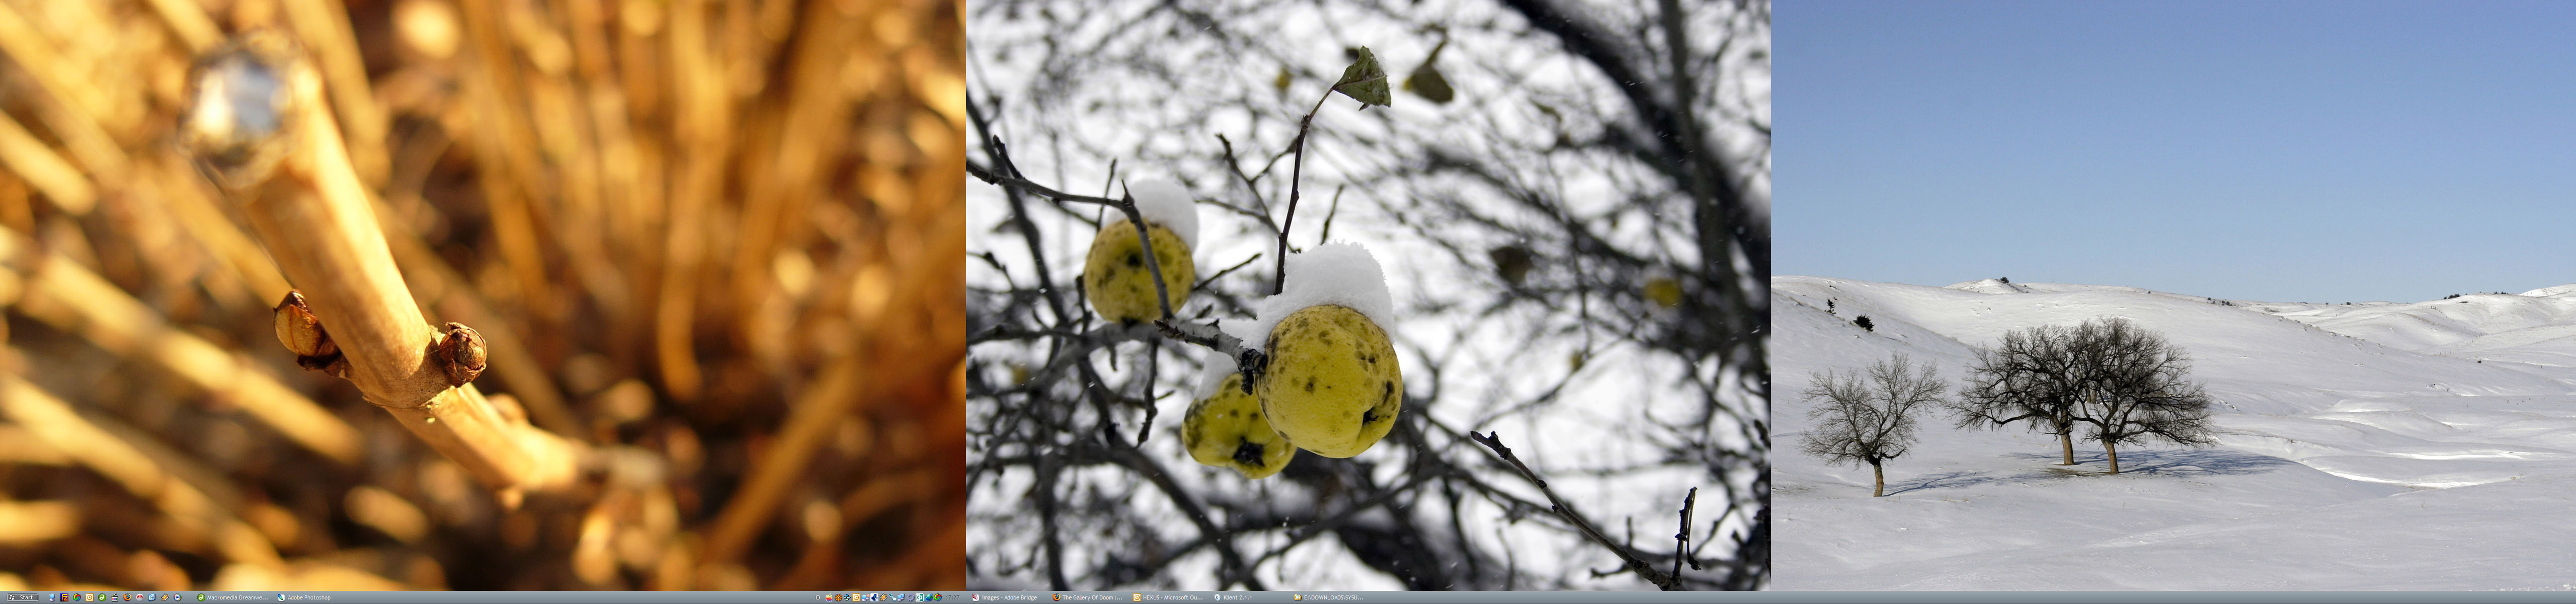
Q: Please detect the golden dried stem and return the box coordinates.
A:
[768,467,930,590]
[0,499,79,544]
[614,3,670,376]
[700,352,864,564]
[0,111,93,215]
[0,373,284,568]
[513,7,637,355]
[0,227,360,464]
[457,0,558,322]
[153,154,293,304]
[653,1,729,402]
[0,3,108,127]
[372,205,583,437]
[565,0,648,337]
[732,3,859,364]
[141,0,223,52]
[0,423,74,466]
[201,40,584,501]
[282,0,390,185]
[0,2,129,182]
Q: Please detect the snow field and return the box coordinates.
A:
[1777,276,2576,589]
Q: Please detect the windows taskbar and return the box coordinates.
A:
[25,593,2576,603]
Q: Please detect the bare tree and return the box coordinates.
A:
[1799,354,1943,497]
[1954,319,2217,474]
[2066,319,2217,474]
[1953,324,2088,465]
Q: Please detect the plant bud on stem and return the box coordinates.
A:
[437,322,488,387]
[186,32,582,504]
[272,291,334,357]
[274,290,347,376]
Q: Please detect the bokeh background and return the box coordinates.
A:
[0,0,961,590]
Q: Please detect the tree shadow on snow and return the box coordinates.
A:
[1878,470,2035,495]
[1882,448,2296,496]
[2016,448,2299,477]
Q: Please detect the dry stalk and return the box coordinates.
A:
[365,192,582,437]
[704,169,964,568]
[700,353,865,564]
[0,372,284,568]
[0,498,80,544]
[731,2,862,363]
[140,0,223,52]
[184,34,583,504]
[0,226,360,464]
[280,0,389,185]
[154,154,293,304]
[563,0,646,330]
[0,423,74,466]
[0,2,130,182]
[0,110,93,215]
[508,4,641,380]
[0,3,105,126]
[652,1,732,402]
[768,467,933,589]
[447,0,558,339]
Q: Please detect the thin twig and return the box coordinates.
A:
[1271,90,1336,295]
[1105,445,1268,590]
[1213,133,1273,214]
[965,154,1177,321]
[1156,318,1264,394]
[966,161,1125,208]
[967,100,1073,364]
[1194,252,1264,291]
[1674,486,1700,580]
[1317,184,1346,243]
[1468,430,1679,589]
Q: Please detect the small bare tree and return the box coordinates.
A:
[2067,319,2216,474]
[1953,324,2087,465]
[1799,354,1943,497]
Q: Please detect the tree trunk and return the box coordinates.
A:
[2057,428,2076,465]
[1871,461,1885,497]
[2104,440,2121,474]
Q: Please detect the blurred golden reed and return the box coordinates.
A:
[0,0,963,591]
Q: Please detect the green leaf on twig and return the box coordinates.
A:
[1405,62,1453,105]
[1405,38,1454,104]
[1333,46,1392,108]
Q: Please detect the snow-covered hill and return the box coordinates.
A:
[2262,285,2576,368]
[1776,276,2576,590]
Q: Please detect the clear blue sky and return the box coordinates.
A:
[1779,2,2576,304]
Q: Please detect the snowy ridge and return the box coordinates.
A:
[1779,275,2576,590]
[1943,278,2030,294]
[2521,284,2576,298]
[2271,289,2576,368]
